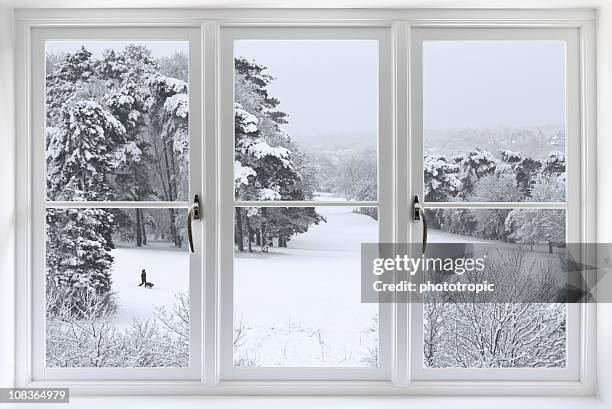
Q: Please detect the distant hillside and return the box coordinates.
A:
[424,125,565,160]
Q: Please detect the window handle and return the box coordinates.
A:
[413,195,427,254]
[187,194,200,253]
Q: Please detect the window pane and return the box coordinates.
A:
[233,206,378,367]
[423,41,566,202]
[46,208,189,368]
[46,41,189,201]
[234,40,378,202]
[424,208,566,368]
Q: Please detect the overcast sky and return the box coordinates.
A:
[235,40,379,148]
[237,39,565,148]
[423,41,565,130]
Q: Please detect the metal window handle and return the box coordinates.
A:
[413,195,428,254]
[187,194,200,253]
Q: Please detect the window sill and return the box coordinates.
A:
[6,397,609,409]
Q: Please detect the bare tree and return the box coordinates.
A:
[424,249,566,368]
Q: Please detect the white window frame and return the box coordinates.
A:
[26,26,205,382]
[218,26,393,381]
[13,8,597,396]
[407,27,585,382]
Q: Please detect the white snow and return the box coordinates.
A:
[109,242,189,328]
[234,103,258,134]
[148,75,187,94]
[234,161,256,186]
[117,94,134,106]
[164,94,189,118]
[258,187,281,201]
[234,206,378,367]
[244,138,291,166]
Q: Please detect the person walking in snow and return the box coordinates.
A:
[138,268,147,287]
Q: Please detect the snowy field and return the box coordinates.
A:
[110,242,189,328]
[105,206,563,367]
[234,205,378,367]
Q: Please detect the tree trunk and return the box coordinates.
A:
[167,208,178,247]
[169,146,179,201]
[162,144,181,248]
[548,241,553,254]
[245,215,253,253]
[135,208,142,247]
[175,210,183,248]
[261,208,268,248]
[235,207,244,251]
[168,150,182,248]
[255,232,261,246]
[141,210,147,245]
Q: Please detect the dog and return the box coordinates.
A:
[144,282,154,289]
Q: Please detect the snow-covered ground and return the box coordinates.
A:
[105,205,562,367]
[234,206,378,367]
[110,241,189,328]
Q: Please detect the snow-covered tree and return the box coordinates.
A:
[433,208,478,237]
[46,99,129,295]
[99,46,157,204]
[465,174,524,240]
[424,154,462,202]
[453,148,497,197]
[46,208,115,296]
[498,150,543,196]
[506,177,565,253]
[335,147,377,201]
[47,99,127,201]
[542,151,566,177]
[46,47,95,126]
[233,57,323,252]
[158,51,189,82]
[46,285,190,368]
[147,74,190,247]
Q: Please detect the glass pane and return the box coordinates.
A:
[424,208,566,368]
[234,40,378,202]
[46,41,189,201]
[233,206,378,367]
[423,41,566,202]
[45,208,189,368]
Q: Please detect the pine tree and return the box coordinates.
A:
[453,149,497,197]
[147,74,190,247]
[46,46,95,126]
[46,208,115,295]
[99,46,160,244]
[498,150,543,196]
[47,99,126,201]
[424,154,462,202]
[233,57,323,251]
[46,99,127,295]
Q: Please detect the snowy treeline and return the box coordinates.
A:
[425,148,566,250]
